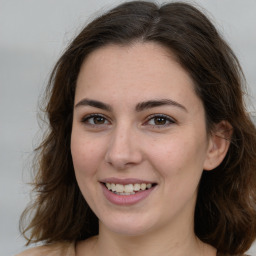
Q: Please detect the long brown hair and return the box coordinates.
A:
[20,1,256,254]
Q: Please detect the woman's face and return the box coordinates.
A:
[71,42,213,236]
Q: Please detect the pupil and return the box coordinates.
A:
[94,116,105,124]
[155,117,166,125]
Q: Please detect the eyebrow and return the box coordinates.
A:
[75,99,112,111]
[75,98,187,112]
[135,99,187,112]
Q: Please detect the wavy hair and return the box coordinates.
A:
[20,1,256,255]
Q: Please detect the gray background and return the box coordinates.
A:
[1,0,255,255]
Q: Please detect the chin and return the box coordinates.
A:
[99,215,156,237]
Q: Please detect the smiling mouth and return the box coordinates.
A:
[103,182,157,195]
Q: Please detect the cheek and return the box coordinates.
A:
[151,136,207,208]
[70,132,104,203]
[148,133,208,179]
[70,131,102,177]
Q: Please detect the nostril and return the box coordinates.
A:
[104,135,143,169]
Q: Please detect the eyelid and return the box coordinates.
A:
[81,113,111,126]
[80,113,176,129]
[143,114,176,127]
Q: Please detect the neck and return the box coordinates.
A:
[75,195,216,256]
[91,220,216,256]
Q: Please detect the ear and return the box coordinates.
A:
[203,121,233,171]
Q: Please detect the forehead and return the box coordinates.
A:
[75,42,201,111]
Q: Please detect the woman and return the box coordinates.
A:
[17,1,256,255]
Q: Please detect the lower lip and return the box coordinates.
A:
[101,183,156,206]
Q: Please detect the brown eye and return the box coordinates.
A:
[82,114,110,126]
[145,114,175,127]
[154,117,167,125]
[93,116,106,124]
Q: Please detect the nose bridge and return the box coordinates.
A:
[105,121,142,169]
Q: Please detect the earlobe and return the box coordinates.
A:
[203,121,233,171]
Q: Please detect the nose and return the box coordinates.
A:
[105,124,143,170]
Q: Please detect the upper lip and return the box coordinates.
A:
[100,177,157,185]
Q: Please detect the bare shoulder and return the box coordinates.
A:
[15,242,75,256]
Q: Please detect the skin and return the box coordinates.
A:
[71,42,230,256]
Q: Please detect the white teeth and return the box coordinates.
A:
[140,183,146,190]
[115,184,124,193]
[124,184,134,193]
[111,183,116,192]
[146,183,152,189]
[134,183,140,191]
[105,182,154,194]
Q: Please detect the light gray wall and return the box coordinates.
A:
[1,0,255,255]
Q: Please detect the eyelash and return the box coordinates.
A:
[81,114,111,127]
[81,114,176,128]
[144,114,176,128]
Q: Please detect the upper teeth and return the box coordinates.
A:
[106,183,152,193]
